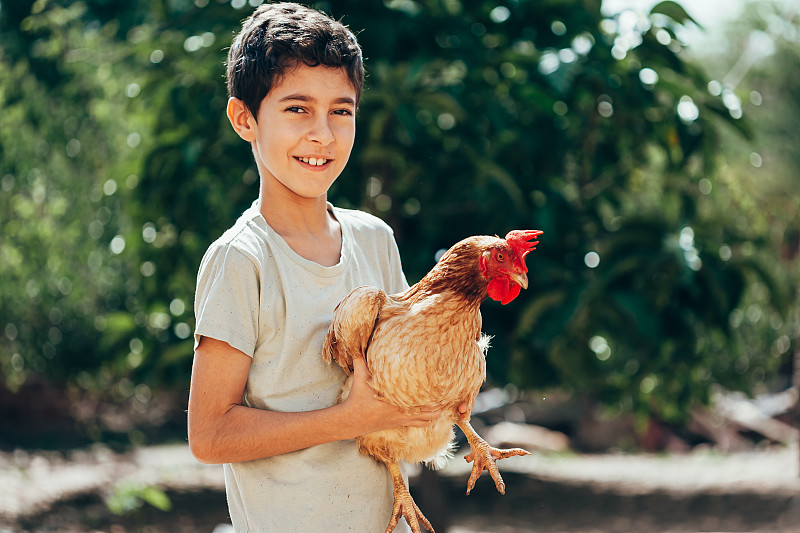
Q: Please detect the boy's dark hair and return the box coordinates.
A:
[226,2,364,120]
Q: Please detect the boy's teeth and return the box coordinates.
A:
[300,157,327,166]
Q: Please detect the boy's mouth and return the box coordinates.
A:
[295,156,331,167]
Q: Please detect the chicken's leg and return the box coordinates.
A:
[385,461,435,533]
[456,418,530,495]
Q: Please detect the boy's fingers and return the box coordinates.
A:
[407,406,444,424]
[407,405,439,415]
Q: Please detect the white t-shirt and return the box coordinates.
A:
[194,200,410,532]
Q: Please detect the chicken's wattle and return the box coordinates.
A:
[487,276,520,305]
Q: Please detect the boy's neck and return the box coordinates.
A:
[258,190,343,267]
[259,192,328,234]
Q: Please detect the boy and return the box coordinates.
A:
[188,3,442,531]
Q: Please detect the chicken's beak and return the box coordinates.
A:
[509,271,528,290]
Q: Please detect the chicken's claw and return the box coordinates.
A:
[463,441,530,495]
[456,418,530,495]
[385,462,434,533]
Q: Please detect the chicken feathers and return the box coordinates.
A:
[323,230,542,533]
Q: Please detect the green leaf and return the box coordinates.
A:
[106,483,172,515]
[650,1,703,29]
[139,486,173,512]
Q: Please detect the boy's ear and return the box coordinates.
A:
[227,97,257,142]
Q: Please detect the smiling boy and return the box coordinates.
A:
[187,3,440,532]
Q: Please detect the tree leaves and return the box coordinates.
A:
[650,1,703,29]
[0,0,792,429]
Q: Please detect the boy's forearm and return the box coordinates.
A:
[190,401,359,464]
[188,338,439,464]
[188,336,364,464]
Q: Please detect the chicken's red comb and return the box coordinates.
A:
[505,229,543,272]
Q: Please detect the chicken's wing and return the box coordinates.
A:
[323,285,386,374]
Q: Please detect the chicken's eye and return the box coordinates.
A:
[495,251,505,262]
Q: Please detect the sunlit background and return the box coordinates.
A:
[1,0,798,531]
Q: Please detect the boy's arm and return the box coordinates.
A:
[188,336,442,464]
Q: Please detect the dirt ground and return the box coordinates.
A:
[1,443,799,533]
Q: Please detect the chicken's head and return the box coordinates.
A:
[479,230,542,305]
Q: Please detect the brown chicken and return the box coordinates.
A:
[323,229,542,533]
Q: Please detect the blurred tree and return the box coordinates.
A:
[689,0,800,393]
[330,0,792,424]
[0,1,138,391]
[0,0,793,439]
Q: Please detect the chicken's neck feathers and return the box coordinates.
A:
[398,240,491,307]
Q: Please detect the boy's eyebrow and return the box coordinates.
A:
[279,94,356,106]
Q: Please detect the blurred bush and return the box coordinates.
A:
[0,0,796,438]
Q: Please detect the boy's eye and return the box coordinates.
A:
[333,108,354,116]
[285,106,307,114]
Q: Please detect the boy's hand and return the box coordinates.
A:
[343,358,443,437]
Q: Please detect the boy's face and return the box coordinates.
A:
[231,64,357,202]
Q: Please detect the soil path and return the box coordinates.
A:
[1,444,798,532]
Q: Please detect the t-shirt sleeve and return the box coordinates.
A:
[385,228,409,293]
[194,243,260,356]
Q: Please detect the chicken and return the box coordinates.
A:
[323,229,542,533]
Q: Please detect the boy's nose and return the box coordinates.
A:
[306,117,335,146]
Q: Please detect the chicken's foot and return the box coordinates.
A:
[385,461,435,533]
[456,418,530,495]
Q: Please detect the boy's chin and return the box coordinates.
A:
[278,181,337,202]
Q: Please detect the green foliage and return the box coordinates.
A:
[0,0,795,431]
[106,482,172,515]
[0,1,137,390]
[696,0,800,398]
